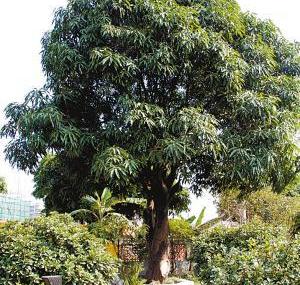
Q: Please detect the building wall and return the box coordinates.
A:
[0,194,42,221]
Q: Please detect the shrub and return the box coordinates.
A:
[0,213,118,285]
[192,221,300,284]
[218,188,300,226]
[169,218,195,241]
[0,177,7,193]
[89,214,133,242]
[119,262,144,285]
[89,214,147,243]
[291,212,300,236]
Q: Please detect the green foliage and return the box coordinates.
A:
[33,154,96,213]
[2,1,299,281]
[169,218,195,240]
[1,0,299,213]
[184,207,206,228]
[0,213,118,285]
[119,262,144,285]
[89,214,147,242]
[195,207,206,228]
[284,173,300,196]
[192,221,300,285]
[89,214,130,242]
[71,188,148,241]
[0,177,7,194]
[291,212,300,236]
[71,188,119,221]
[218,188,300,226]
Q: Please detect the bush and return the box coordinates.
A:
[89,214,147,243]
[218,188,300,226]
[119,262,144,285]
[169,218,194,241]
[192,221,300,284]
[291,212,300,236]
[0,213,118,285]
[0,177,7,193]
[89,214,132,242]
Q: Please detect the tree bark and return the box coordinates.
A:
[145,187,170,283]
[145,199,155,244]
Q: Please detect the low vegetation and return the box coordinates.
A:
[193,221,300,285]
[218,188,300,226]
[0,213,118,285]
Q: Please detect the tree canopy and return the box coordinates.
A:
[1,0,299,281]
[2,0,299,209]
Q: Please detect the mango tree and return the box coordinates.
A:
[2,0,299,282]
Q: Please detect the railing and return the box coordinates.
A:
[117,239,192,274]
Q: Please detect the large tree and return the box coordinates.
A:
[1,0,300,282]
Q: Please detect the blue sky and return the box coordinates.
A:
[0,0,299,219]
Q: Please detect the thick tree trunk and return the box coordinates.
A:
[145,198,170,283]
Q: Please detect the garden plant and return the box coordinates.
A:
[193,221,300,284]
[0,213,118,285]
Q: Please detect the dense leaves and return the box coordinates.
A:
[218,188,300,226]
[291,212,300,236]
[1,0,299,211]
[169,218,195,241]
[193,221,300,285]
[1,0,299,281]
[0,213,118,285]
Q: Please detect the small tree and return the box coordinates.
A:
[0,177,7,194]
[1,0,299,282]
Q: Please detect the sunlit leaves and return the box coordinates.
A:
[108,0,133,18]
[56,126,82,155]
[138,44,177,77]
[169,107,221,157]
[102,24,151,50]
[258,76,300,110]
[90,47,137,75]
[42,42,85,79]
[92,146,139,186]
[197,0,246,40]
[125,101,166,130]
[149,137,194,165]
[233,91,280,126]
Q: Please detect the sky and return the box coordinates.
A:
[0,0,299,218]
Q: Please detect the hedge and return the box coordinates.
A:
[192,221,300,285]
[0,213,118,285]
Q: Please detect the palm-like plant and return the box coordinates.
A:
[186,207,225,231]
[71,188,122,222]
[186,207,207,230]
[72,188,146,222]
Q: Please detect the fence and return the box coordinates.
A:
[117,239,192,274]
